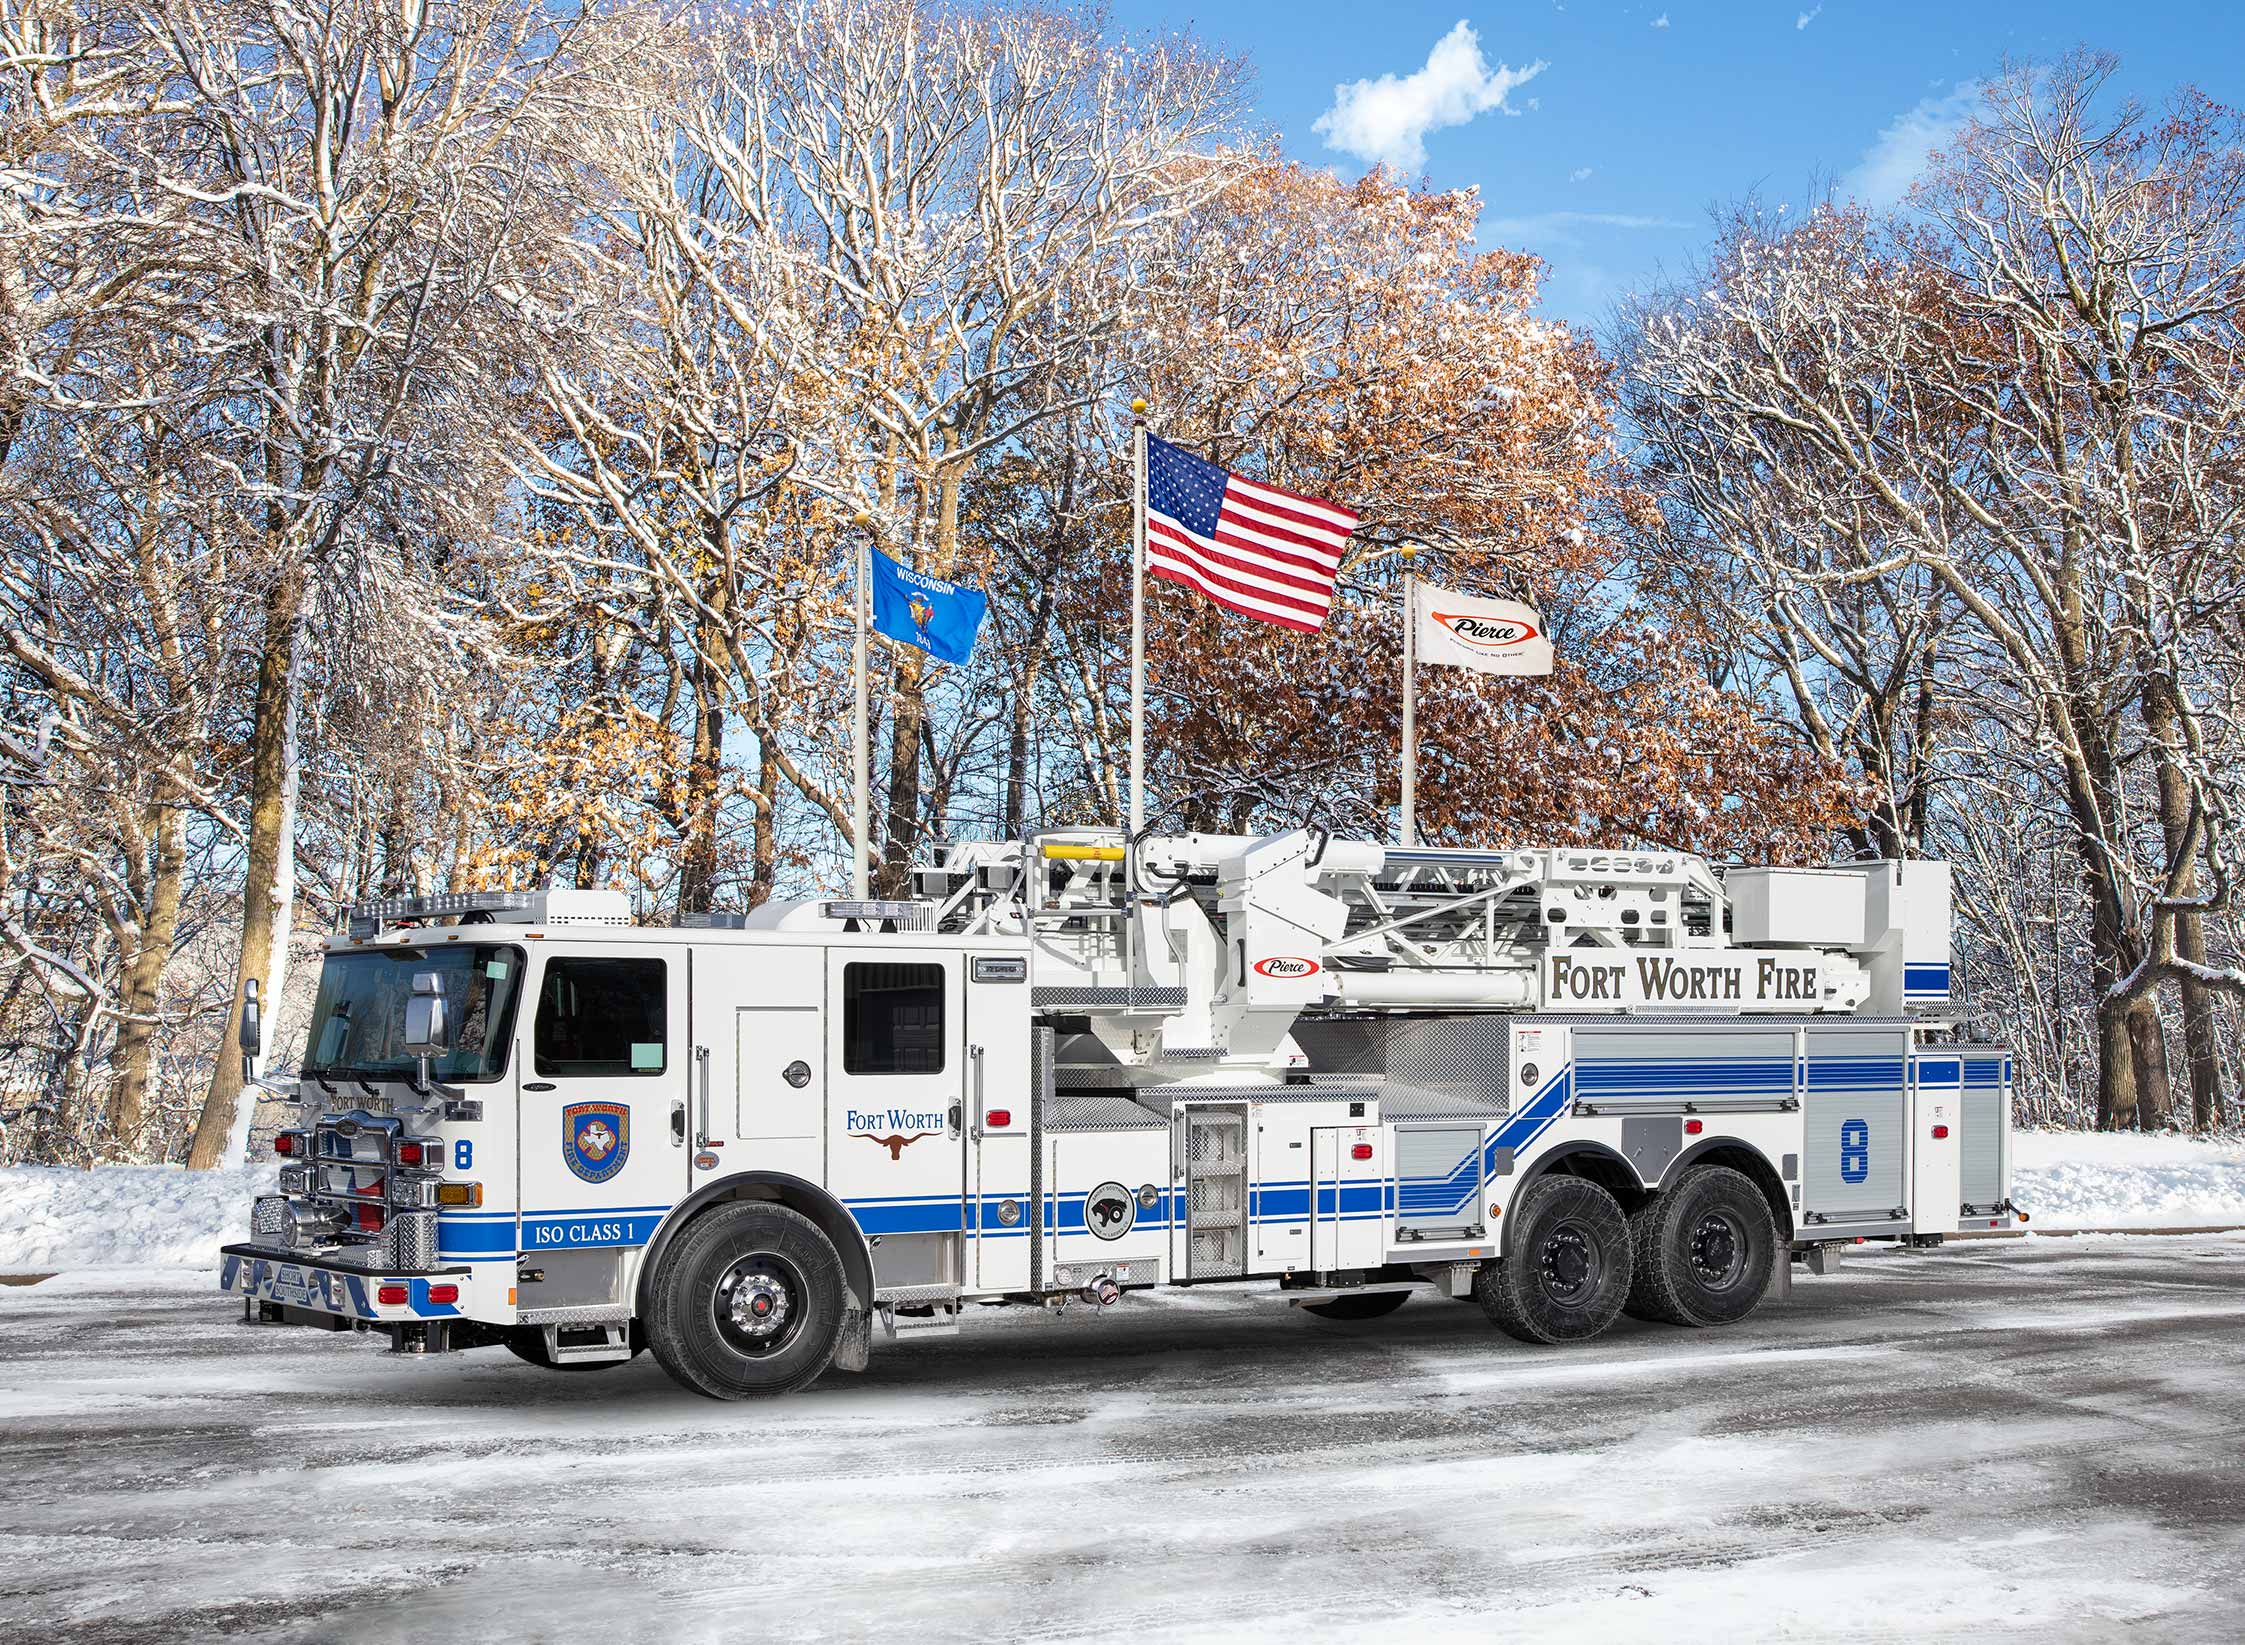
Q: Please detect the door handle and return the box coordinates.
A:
[968,1043,986,1139]
[671,1099,687,1147]
[694,1045,721,1151]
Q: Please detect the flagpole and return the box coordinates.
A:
[1400,542,1418,847]
[1128,398,1148,835]
[850,510,871,898]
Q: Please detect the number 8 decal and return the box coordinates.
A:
[1839,1119,1869,1185]
[454,1139,473,1171]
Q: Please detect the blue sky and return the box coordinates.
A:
[1127,1,2245,333]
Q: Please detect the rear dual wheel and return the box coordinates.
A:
[1474,1175,1633,1345]
[1624,1165,1777,1328]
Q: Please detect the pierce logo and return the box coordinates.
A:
[1434,612,1540,652]
[1253,955,1320,979]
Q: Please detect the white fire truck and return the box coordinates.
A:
[221,830,2017,1398]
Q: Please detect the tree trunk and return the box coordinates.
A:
[187,568,307,1169]
[107,799,187,1151]
[675,657,725,913]
[2125,996,2174,1130]
[879,645,926,897]
[2143,672,2228,1130]
[749,735,780,909]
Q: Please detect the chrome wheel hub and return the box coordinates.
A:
[721,1265,793,1341]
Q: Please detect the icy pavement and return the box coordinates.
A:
[3,1241,2244,1643]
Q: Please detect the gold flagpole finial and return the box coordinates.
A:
[1130,398,1148,417]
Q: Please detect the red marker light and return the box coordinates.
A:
[395,1141,425,1167]
[376,1284,409,1306]
[986,1109,1011,1128]
[1351,1143,1374,1161]
[425,1283,459,1305]
[273,1133,297,1157]
[1683,1119,1704,1136]
[1931,1125,1950,1140]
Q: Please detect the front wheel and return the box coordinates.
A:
[1474,1175,1631,1345]
[646,1202,847,1398]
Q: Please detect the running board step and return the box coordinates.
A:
[1279,1282,1426,1309]
[876,1300,961,1339]
[543,1323,635,1364]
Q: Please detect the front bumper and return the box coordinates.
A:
[220,1244,472,1323]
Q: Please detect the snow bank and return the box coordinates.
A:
[0,1163,273,1271]
[2011,1131,2245,1230]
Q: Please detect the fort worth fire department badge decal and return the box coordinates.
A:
[562,1101,630,1184]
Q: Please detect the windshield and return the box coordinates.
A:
[301,944,524,1084]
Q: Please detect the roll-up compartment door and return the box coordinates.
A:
[1959,1053,2009,1213]
[1802,1025,1909,1226]
[1572,1024,1799,1112]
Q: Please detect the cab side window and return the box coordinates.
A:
[535,957,667,1077]
[842,962,945,1074]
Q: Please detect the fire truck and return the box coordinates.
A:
[220,829,2016,1398]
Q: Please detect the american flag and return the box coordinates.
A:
[1143,434,1358,633]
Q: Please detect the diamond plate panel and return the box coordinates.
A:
[1183,1105,1247,1279]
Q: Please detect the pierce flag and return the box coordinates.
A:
[868,548,987,667]
[1412,582,1554,676]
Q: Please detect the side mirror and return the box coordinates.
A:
[238,978,263,1079]
[403,972,452,1058]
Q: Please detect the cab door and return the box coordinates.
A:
[823,949,968,1280]
[517,944,692,1258]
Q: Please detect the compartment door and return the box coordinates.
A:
[1311,1126,1386,1273]
[1801,1025,1908,1231]
[966,951,1034,1291]
[1959,1052,2010,1216]
[1394,1124,1486,1240]
[1910,1052,1962,1236]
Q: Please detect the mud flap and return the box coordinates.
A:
[831,1305,871,1374]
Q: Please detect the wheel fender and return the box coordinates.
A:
[1497,1141,1638,1265]
[1651,1137,1795,1241]
[634,1172,875,1320]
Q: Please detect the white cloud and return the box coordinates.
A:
[1796,4,1822,27]
[1312,21,1548,171]
[1482,209,1694,249]
[1844,81,1981,207]
[1570,166,1594,182]
[1651,12,1670,27]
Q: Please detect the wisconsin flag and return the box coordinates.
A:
[869,548,987,666]
[1413,582,1554,676]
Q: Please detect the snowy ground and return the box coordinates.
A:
[3,1239,2244,1642]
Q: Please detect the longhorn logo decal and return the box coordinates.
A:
[854,1132,927,1161]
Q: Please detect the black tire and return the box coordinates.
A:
[1300,1290,1410,1321]
[502,1324,644,1371]
[646,1202,847,1398]
[1474,1175,1631,1345]
[1625,1164,1777,1328]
